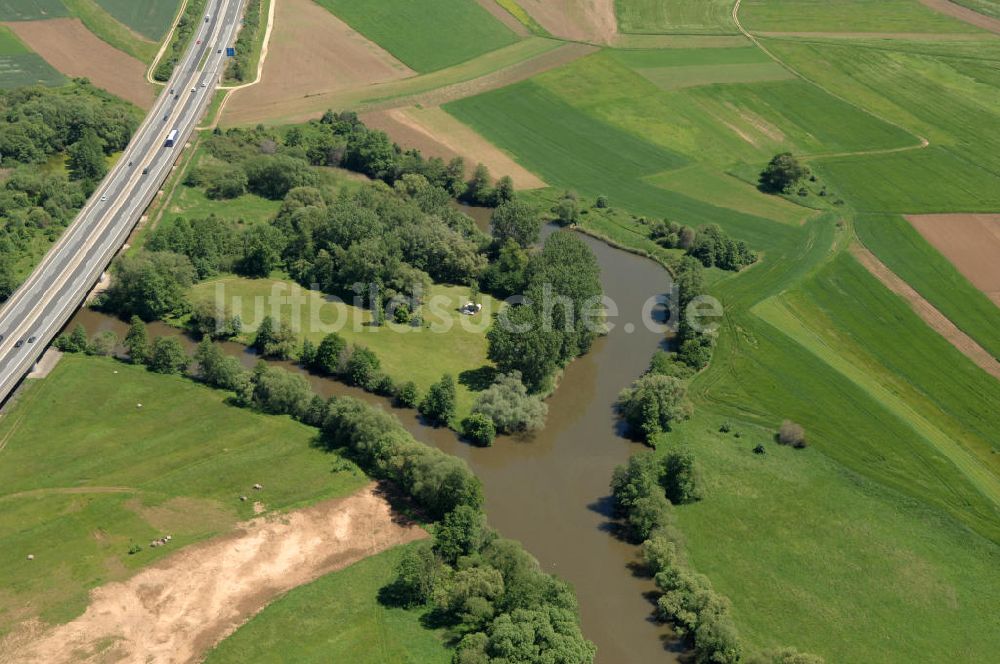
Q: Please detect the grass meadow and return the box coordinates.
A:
[614,0,737,35]
[739,0,984,33]
[0,24,64,88]
[0,355,367,634]
[94,0,179,40]
[0,0,67,21]
[204,543,450,663]
[856,213,1000,359]
[315,0,520,72]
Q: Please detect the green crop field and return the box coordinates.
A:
[953,0,1000,18]
[94,0,179,40]
[0,0,67,20]
[190,277,501,420]
[855,213,1000,359]
[0,355,367,633]
[0,25,64,88]
[615,0,737,35]
[739,0,984,33]
[59,0,159,62]
[204,543,450,663]
[315,0,520,72]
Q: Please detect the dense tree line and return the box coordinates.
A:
[153,0,209,81]
[0,81,139,301]
[224,0,263,83]
[487,231,603,392]
[385,507,596,663]
[650,221,756,272]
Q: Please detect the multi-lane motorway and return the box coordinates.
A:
[0,0,245,405]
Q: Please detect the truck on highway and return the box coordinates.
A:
[165,129,179,148]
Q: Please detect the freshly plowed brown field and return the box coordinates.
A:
[907,213,1000,306]
[4,18,154,108]
[0,484,425,664]
[223,0,413,125]
[517,0,617,43]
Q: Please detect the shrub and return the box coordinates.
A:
[420,374,457,426]
[462,413,496,447]
[759,153,809,193]
[344,346,381,390]
[395,381,420,408]
[471,371,547,434]
[778,420,807,448]
[662,448,704,505]
[617,374,692,443]
[147,337,189,374]
[595,194,609,209]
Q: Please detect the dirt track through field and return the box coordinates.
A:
[851,244,1000,379]
[223,0,413,125]
[0,484,425,664]
[517,0,617,43]
[476,0,530,36]
[362,106,545,188]
[918,0,1000,34]
[4,19,154,109]
[906,213,1000,306]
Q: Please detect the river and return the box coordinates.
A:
[70,225,681,663]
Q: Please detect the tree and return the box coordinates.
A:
[67,128,106,181]
[420,373,456,425]
[553,196,579,226]
[456,607,596,664]
[610,452,661,517]
[778,420,807,448]
[462,413,497,447]
[60,324,89,353]
[481,239,528,298]
[147,336,189,374]
[471,371,547,434]
[493,175,515,205]
[487,306,561,393]
[103,250,196,321]
[124,315,150,364]
[467,163,493,205]
[299,338,317,368]
[491,200,541,249]
[252,315,296,359]
[194,338,246,390]
[312,332,347,375]
[396,380,419,408]
[251,363,313,417]
[759,153,809,194]
[344,346,381,389]
[237,223,285,277]
[662,448,704,504]
[618,374,692,443]
[434,505,488,564]
[387,541,441,607]
[88,331,118,356]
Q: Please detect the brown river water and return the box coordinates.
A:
[70,225,682,662]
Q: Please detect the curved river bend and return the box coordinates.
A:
[73,226,680,663]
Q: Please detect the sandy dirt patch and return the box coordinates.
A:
[476,0,530,36]
[851,243,1000,379]
[1,484,426,664]
[362,106,545,189]
[906,213,1000,306]
[517,0,617,43]
[224,0,413,125]
[4,19,154,109]
[918,0,1000,34]
[25,348,62,379]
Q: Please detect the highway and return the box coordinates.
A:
[0,0,245,405]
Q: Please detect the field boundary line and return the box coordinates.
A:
[147,0,191,84]
[731,0,930,159]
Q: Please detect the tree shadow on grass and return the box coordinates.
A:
[458,366,497,392]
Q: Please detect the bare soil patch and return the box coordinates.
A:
[851,243,1000,379]
[224,0,414,125]
[906,213,1000,306]
[4,19,154,109]
[0,484,426,664]
[918,0,1000,34]
[517,0,618,44]
[362,106,545,189]
[476,0,530,36]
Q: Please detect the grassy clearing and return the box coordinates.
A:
[60,0,158,62]
[190,277,500,419]
[0,24,64,87]
[665,411,1000,664]
[0,0,67,20]
[856,213,1000,358]
[0,354,367,633]
[204,542,450,663]
[94,0,179,40]
[740,0,984,33]
[615,0,737,35]
[315,0,519,73]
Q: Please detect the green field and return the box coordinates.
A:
[94,0,179,40]
[60,0,159,62]
[855,213,1000,359]
[190,277,501,420]
[0,25,64,87]
[615,0,737,35]
[0,355,367,633]
[666,411,1000,663]
[315,0,520,72]
[739,0,984,33]
[0,0,67,20]
[953,0,1000,18]
[204,543,450,663]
